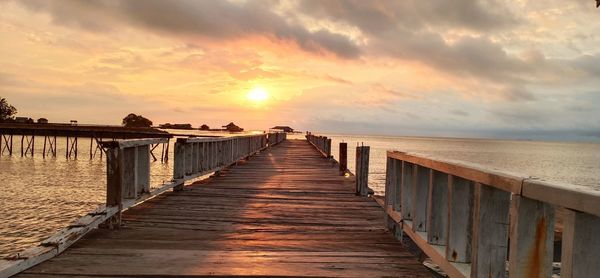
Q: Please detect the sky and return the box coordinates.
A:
[0,0,599,140]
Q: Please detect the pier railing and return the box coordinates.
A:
[0,132,285,277]
[305,133,331,158]
[383,151,600,278]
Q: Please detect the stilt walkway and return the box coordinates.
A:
[17,139,430,277]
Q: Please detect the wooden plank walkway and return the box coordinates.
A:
[17,139,431,277]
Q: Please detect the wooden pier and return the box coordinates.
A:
[5,132,598,277]
[0,123,171,160]
[3,137,431,277]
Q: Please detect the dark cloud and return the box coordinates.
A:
[17,0,361,58]
[298,0,521,34]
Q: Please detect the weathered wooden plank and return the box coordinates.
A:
[446,175,474,263]
[401,161,414,220]
[471,183,510,278]
[121,147,138,199]
[412,165,429,232]
[523,179,600,218]
[388,150,524,193]
[560,209,600,278]
[14,140,429,277]
[508,195,554,278]
[427,170,448,245]
[136,145,150,194]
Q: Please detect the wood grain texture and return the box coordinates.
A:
[17,139,430,277]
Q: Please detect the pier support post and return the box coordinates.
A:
[339,142,347,173]
[355,145,370,196]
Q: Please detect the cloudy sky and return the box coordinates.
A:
[1,0,599,140]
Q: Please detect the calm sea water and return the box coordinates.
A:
[1,132,599,257]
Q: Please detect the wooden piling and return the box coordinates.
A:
[355,145,370,196]
[339,142,347,173]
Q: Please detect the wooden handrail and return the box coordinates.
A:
[305,133,331,158]
[383,150,600,278]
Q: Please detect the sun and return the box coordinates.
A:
[247,87,269,102]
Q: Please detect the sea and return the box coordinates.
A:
[1,131,599,257]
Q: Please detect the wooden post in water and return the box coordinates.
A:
[339,142,347,173]
[355,145,370,196]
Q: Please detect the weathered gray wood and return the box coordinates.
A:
[106,147,121,207]
[184,142,193,176]
[560,210,600,278]
[121,147,137,199]
[384,157,395,230]
[355,146,370,196]
[446,175,474,263]
[523,179,600,218]
[388,151,523,194]
[412,165,429,232]
[471,183,510,278]
[192,142,200,174]
[401,161,414,220]
[508,195,554,278]
[111,138,169,148]
[136,145,150,194]
[392,159,402,212]
[427,170,448,245]
[173,142,185,191]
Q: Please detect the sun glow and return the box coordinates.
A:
[247,87,269,102]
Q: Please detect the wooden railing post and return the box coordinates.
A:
[136,145,150,194]
[339,142,347,173]
[446,175,474,263]
[105,144,122,228]
[121,147,138,199]
[412,165,430,232]
[561,210,600,278]
[384,157,402,230]
[508,195,555,277]
[355,145,370,196]
[173,140,185,191]
[426,170,448,245]
[471,183,510,277]
[192,142,200,174]
[401,161,414,220]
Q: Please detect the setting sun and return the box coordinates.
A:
[247,87,269,102]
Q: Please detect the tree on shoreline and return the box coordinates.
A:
[0,98,17,122]
[122,113,153,128]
